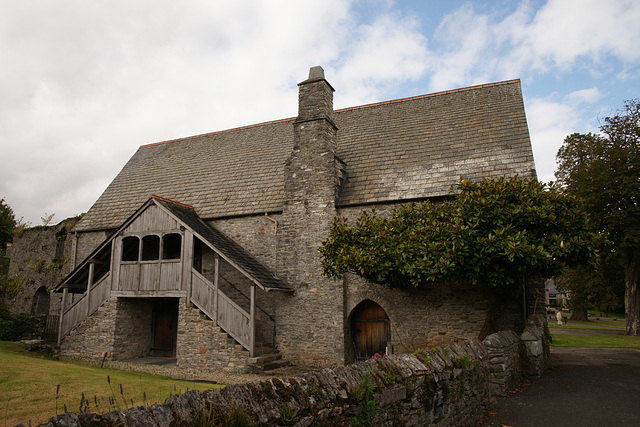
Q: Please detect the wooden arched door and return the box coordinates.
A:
[351,300,390,361]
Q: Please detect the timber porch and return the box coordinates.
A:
[54,196,292,371]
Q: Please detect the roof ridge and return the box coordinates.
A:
[138,79,521,150]
[151,194,193,209]
[140,117,295,148]
[334,79,521,114]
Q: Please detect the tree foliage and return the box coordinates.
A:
[556,99,640,334]
[0,198,16,255]
[320,176,599,289]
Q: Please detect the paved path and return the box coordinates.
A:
[482,347,640,427]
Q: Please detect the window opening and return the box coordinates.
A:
[121,236,140,262]
[32,286,50,315]
[141,235,160,261]
[162,233,182,260]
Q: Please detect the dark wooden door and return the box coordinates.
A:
[152,299,177,357]
[352,300,389,360]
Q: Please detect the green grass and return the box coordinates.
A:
[587,310,625,318]
[549,320,626,330]
[0,341,222,426]
[550,333,640,349]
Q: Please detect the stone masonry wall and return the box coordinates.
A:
[345,273,492,360]
[59,297,117,360]
[176,299,254,373]
[112,298,154,360]
[276,69,345,368]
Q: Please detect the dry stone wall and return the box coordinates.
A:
[41,339,495,427]
[43,317,550,427]
[482,330,521,395]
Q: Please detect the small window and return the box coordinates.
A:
[162,233,182,260]
[141,235,160,261]
[121,236,140,261]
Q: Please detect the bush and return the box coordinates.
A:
[0,313,38,341]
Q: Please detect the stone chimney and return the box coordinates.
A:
[276,66,345,367]
[296,66,335,125]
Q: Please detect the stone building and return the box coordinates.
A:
[30,67,537,371]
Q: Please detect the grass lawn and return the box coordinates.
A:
[550,333,640,349]
[548,320,626,330]
[0,341,222,426]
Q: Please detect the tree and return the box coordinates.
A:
[0,198,16,256]
[320,176,599,290]
[556,99,640,335]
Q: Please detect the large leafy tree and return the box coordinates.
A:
[556,99,640,335]
[0,198,16,256]
[320,176,599,291]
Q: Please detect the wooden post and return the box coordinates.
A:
[250,284,256,358]
[57,287,68,346]
[86,261,95,317]
[213,254,219,323]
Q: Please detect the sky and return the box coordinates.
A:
[1,0,639,226]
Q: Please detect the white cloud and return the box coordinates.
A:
[0,0,434,224]
[423,0,640,90]
[526,89,602,183]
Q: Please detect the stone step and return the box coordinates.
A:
[247,352,290,371]
[262,359,290,371]
[248,353,280,364]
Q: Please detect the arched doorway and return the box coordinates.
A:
[350,300,390,361]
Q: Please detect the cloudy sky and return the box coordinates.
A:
[1,0,639,225]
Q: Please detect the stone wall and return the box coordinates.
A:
[43,338,494,427]
[112,298,154,360]
[176,299,254,373]
[520,314,551,378]
[5,222,75,317]
[345,273,492,360]
[482,330,521,396]
[59,298,117,360]
[276,68,346,368]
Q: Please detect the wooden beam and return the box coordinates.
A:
[86,262,95,318]
[213,254,219,324]
[57,288,68,346]
[250,284,256,358]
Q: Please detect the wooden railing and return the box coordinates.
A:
[190,268,251,353]
[60,273,110,338]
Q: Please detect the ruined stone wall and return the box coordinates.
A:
[5,222,75,317]
[176,299,254,373]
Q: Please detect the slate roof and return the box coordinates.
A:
[76,79,536,232]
